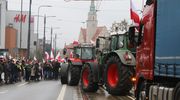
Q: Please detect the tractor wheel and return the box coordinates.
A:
[67,63,81,86]
[60,64,68,84]
[173,82,180,100]
[136,81,146,100]
[81,64,99,92]
[104,56,133,95]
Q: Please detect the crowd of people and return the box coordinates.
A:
[0,57,61,85]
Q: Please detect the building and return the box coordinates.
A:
[0,0,7,55]
[6,10,36,57]
[78,0,109,44]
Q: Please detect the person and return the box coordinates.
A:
[4,60,11,84]
[21,60,25,80]
[9,59,16,83]
[25,60,32,81]
[43,61,48,80]
[54,60,60,80]
[16,61,22,81]
[0,58,4,84]
[34,61,40,81]
[30,63,35,81]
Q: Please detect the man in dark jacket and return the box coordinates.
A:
[25,60,32,81]
[54,60,60,80]
[0,59,3,83]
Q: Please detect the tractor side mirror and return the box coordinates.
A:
[96,38,100,48]
[128,26,137,46]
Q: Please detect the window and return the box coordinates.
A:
[118,35,124,48]
[75,48,81,58]
[111,36,118,50]
[81,48,93,60]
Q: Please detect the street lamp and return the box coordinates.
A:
[36,5,52,55]
[43,15,56,58]
[50,27,60,50]
[27,0,32,59]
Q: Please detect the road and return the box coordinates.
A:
[0,80,135,100]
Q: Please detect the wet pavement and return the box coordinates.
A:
[0,80,135,100]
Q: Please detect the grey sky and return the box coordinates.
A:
[7,0,142,49]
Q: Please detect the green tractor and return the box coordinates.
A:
[80,29,136,95]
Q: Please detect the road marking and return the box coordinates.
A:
[57,85,67,100]
[127,96,135,100]
[17,82,28,87]
[0,90,8,94]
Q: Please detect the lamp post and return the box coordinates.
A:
[50,27,60,50]
[42,15,56,58]
[20,0,23,50]
[36,5,52,54]
[27,0,32,59]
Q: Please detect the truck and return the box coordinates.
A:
[80,29,136,95]
[129,0,180,100]
[60,43,96,86]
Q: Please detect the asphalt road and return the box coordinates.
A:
[0,80,135,100]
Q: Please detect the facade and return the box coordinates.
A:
[78,0,109,45]
[6,10,36,57]
[0,0,7,55]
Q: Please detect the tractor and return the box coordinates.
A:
[80,29,137,95]
[60,43,96,86]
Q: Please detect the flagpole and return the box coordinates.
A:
[142,0,144,11]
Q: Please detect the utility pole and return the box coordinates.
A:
[50,27,53,50]
[20,0,23,50]
[27,0,32,59]
[43,14,46,59]
[36,5,52,56]
[54,34,57,57]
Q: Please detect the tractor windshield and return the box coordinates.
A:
[118,35,124,48]
[110,35,124,50]
[111,36,118,50]
[81,47,94,60]
[74,48,81,58]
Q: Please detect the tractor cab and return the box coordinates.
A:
[96,30,137,55]
[110,31,137,53]
[73,43,96,61]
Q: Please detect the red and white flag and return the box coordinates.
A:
[34,56,37,61]
[45,51,49,60]
[55,51,61,62]
[50,48,54,61]
[130,0,140,26]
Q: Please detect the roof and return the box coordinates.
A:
[80,28,87,42]
[79,26,106,43]
[91,26,104,42]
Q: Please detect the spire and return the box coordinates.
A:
[90,0,96,13]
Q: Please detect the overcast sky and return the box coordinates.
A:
[7,0,143,49]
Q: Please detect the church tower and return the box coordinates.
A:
[86,0,97,43]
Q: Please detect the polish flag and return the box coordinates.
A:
[130,0,140,26]
[50,48,54,61]
[55,51,61,62]
[70,51,73,58]
[34,56,37,61]
[45,51,49,60]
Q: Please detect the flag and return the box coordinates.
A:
[55,51,61,62]
[45,51,49,60]
[50,48,54,61]
[130,0,140,26]
[34,56,37,61]
[70,51,73,58]
[43,59,45,63]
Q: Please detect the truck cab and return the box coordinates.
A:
[129,0,180,100]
